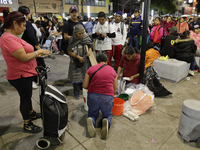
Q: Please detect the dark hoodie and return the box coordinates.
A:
[174,38,197,63]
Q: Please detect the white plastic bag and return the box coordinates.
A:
[123,101,139,121]
[117,78,126,94]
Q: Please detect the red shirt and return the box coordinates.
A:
[0,33,37,80]
[87,63,117,96]
[119,54,144,84]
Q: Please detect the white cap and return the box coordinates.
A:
[194,24,199,29]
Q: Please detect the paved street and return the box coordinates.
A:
[0,51,200,150]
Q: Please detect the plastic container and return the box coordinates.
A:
[112,98,125,116]
[83,88,88,111]
[118,93,129,101]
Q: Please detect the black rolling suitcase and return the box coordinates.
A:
[35,66,68,149]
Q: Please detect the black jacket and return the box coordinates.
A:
[160,33,178,58]
[174,38,197,63]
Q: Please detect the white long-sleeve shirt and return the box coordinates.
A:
[32,23,42,37]
[112,22,127,46]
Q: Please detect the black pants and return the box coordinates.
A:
[73,83,82,92]
[36,57,46,68]
[8,76,36,120]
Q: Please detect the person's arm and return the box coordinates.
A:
[185,23,189,31]
[117,66,122,79]
[32,24,42,37]
[68,50,85,63]
[11,48,52,63]
[113,76,117,94]
[129,70,146,81]
[122,24,127,45]
[41,27,47,39]
[82,73,89,89]
[157,27,164,41]
[106,32,116,38]
[86,47,92,57]
[139,20,143,36]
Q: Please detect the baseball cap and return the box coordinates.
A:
[134,9,141,13]
[194,24,200,29]
[169,26,178,32]
[69,6,78,13]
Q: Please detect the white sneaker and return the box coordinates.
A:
[189,70,194,76]
[55,51,60,54]
[87,117,96,137]
[63,54,69,57]
[32,82,38,89]
[101,118,108,140]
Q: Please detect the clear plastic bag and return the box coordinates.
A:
[128,84,155,116]
[117,78,126,94]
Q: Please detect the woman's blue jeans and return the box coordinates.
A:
[87,93,114,128]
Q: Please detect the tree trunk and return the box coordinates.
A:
[75,0,79,12]
[81,0,84,18]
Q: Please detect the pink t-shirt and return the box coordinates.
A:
[0,32,38,80]
[87,63,117,96]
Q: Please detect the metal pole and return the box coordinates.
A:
[123,0,130,14]
[33,0,37,18]
[139,0,150,84]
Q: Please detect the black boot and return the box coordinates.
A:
[24,120,42,133]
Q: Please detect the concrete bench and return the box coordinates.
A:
[152,58,190,83]
[195,57,200,67]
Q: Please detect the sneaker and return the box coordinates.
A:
[63,54,69,57]
[87,117,96,137]
[24,121,42,133]
[30,110,41,120]
[189,70,195,76]
[55,51,60,55]
[101,118,108,140]
[32,82,38,89]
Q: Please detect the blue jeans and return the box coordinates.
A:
[190,59,195,70]
[87,93,114,128]
[130,35,140,52]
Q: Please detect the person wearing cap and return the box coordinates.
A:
[176,17,189,34]
[92,11,116,66]
[128,9,143,51]
[145,41,161,68]
[112,11,127,70]
[62,6,85,54]
[160,26,178,58]
[82,15,93,39]
[190,25,200,51]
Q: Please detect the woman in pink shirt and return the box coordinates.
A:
[0,10,51,133]
[83,52,117,140]
[176,17,189,34]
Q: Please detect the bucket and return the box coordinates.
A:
[118,93,129,101]
[83,88,88,111]
[112,98,125,116]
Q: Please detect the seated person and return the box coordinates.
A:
[117,46,145,85]
[190,25,200,50]
[160,26,178,58]
[174,31,197,75]
[145,41,161,68]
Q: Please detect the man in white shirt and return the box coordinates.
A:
[92,11,116,66]
[112,11,127,69]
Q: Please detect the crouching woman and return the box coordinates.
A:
[82,52,117,140]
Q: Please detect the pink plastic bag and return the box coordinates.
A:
[129,90,154,116]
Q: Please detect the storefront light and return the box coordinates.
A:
[87,6,90,18]
[0,0,13,4]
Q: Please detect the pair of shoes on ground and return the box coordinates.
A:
[87,117,108,140]
[24,111,42,133]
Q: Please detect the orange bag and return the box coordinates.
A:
[129,90,154,116]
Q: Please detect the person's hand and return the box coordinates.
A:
[78,56,85,63]
[126,38,130,43]
[135,35,138,37]
[37,49,52,57]
[129,75,135,81]
[102,33,107,38]
[96,32,100,36]
[86,50,91,57]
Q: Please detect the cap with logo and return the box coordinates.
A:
[69,6,78,13]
